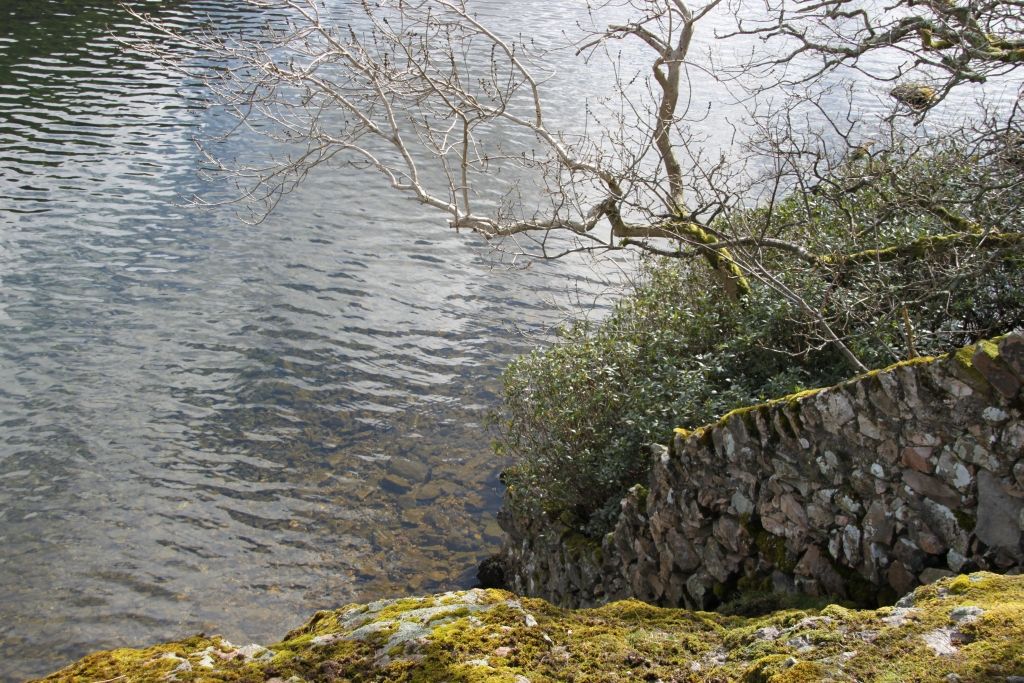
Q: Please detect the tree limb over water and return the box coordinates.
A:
[122,0,1024,372]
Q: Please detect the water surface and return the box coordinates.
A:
[0,1,624,678]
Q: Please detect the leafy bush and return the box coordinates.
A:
[497,140,1024,537]
[497,259,849,536]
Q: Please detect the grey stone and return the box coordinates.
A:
[901,446,934,473]
[908,431,941,447]
[828,531,843,561]
[999,335,1024,378]
[806,503,833,528]
[761,511,788,537]
[713,517,746,555]
[953,434,1002,472]
[836,492,863,515]
[899,368,923,409]
[858,415,882,440]
[686,572,712,609]
[863,542,889,580]
[908,522,945,555]
[887,561,917,596]
[893,537,926,571]
[387,456,430,484]
[943,376,976,398]
[973,345,1021,399]
[731,491,755,517]
[864,500,895,544]
[666,527,701,571]
[1006,424,1024,456]
[983,406,1010,423]
[882,606,920,626]
[380,474,414,493]
[703,540,731,583]
[816,450,840,479]
[949,606,984,624]
[877,440,900,465]
[818,391,856,431]
[921,627,958,656]
[902,469,961,508]
[794,545,845,597]
[947,549,967,573]
[977,469,1024,560]
[752,625,781,641]
[842,525,862,565]
[936,449,973,492]
[814,488,836,506]
[779,493,808,529]
[922,500,968,554]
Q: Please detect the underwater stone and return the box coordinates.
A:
[387,456,430,483]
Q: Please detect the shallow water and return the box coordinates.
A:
[0,1,632,678]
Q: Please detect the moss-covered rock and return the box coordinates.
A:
[38,572,1024,682]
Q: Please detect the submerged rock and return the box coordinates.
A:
[37,572,1024,682]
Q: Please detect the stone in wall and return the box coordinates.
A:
[499,334,1024,609]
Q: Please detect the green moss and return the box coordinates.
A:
[753,528,797,574]
[955,344,978,369]
[563,531,601,560]
[822,231,1024,267]
[38,574,1024,683]
[953,509,977,533]
[632,484,649,509]
[675,333,1003,458]
[743,655,828,682]
[946,574,974,594]
[667,219,753,300]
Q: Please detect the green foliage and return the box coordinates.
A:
[498,259,848,536]
[497,139,1024,537]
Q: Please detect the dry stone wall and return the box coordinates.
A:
[498,334,1024,609]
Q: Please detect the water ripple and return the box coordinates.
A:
[0,1,617,679]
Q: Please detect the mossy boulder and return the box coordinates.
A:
[38,572,1024,682]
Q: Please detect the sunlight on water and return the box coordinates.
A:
[0,1,628,678]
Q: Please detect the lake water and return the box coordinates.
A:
[0,1,638,678]
[0,0,1017,679]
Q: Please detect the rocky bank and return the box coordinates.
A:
[36,572,1024,682]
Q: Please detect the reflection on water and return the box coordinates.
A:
[0,1,625,679]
